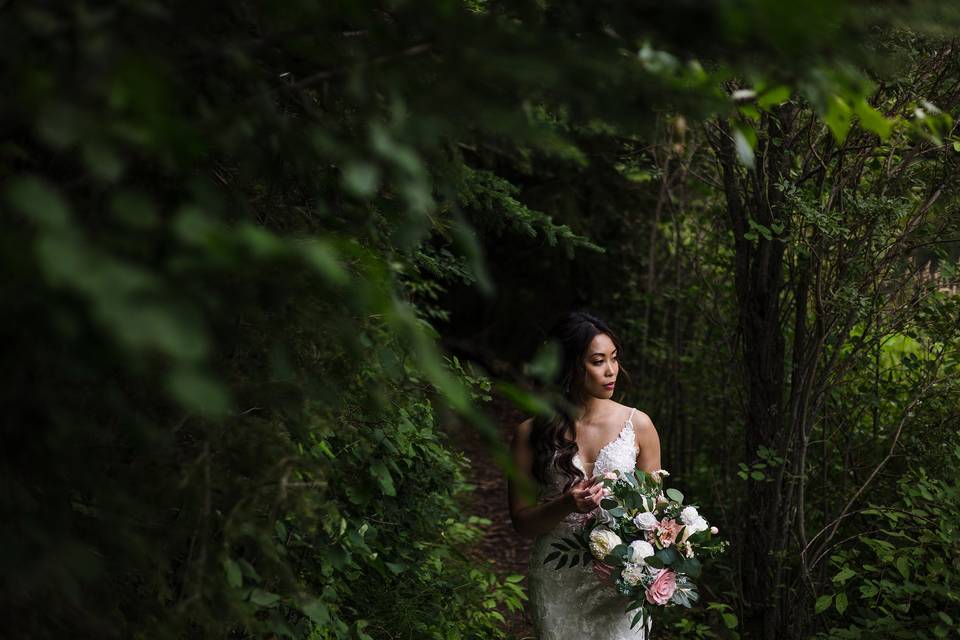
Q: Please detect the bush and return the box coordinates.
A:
[815,444,960,639]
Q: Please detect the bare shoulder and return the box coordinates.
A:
[631,409,656,431]
[630,409,659,443]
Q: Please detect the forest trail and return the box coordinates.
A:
[445,391,535,638]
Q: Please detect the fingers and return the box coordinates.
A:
[591,484,605,504]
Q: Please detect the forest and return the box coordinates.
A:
[2,1,959,639]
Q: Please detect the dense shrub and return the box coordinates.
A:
[815,443,960,639]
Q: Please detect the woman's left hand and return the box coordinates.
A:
[592,560,615,586]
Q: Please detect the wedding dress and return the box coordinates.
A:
[527,407,653,639]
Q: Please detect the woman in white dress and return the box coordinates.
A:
[508,311,662,639]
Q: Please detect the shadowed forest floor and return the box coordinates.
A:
[445,392,536,638]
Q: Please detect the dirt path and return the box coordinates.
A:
[444,390,536,639]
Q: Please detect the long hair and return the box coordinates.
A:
[528,310,631,493]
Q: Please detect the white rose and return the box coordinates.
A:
[621,561,647,586]
[680,515,709,542]
[633,511,659,531]
[589,527,622,560]
[688,515,708,533]
[680,506,700,525]
[628,540,655,564]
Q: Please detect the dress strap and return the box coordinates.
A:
[626,407,636,426]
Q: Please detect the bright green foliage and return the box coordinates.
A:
[815,447,960,639]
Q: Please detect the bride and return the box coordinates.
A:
[508,311,662,639]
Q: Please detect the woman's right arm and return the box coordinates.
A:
[507,418,603,538]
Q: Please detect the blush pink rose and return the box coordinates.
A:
[645,568,677,605]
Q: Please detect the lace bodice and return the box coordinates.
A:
[527,407,653,639]
[538,407,640,529]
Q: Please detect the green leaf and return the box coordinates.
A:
[302,599,330,625]
[733,126,755,169]
[300,240,349,286]
[655,547,678,566]
[224,558,242,588]
[166,365,231,417]
[835,591,848,615]
[626,598,644,612]
[6,176,71,230]
[238,559,261,582]
[832,567,856,583]
[722,612,739,629]
[859,583,879,598]
[895,556,910,579]
[824,95,853,143]
[342,161,380,196]
[370,462,396,496]
[666,488,684,503]
[855,99,892,141]
[758,85,791,109]
[815,594,833,614]
[738,103,761,122]
[250,588,281,607]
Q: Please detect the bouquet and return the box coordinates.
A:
[543,468,727,631]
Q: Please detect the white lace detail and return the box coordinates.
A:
[527,407,652,639]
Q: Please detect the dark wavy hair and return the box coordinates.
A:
[528,310,631,493]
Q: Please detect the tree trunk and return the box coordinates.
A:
[713,113,793,639]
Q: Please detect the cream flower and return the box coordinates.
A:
[680,506,709,540]
[589,527,622,560]
[633,511,659,531]
[629,540,655,564]
[621,561,647,586]
[649,469,670,483]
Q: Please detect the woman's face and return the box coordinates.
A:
[581,333,618,399]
